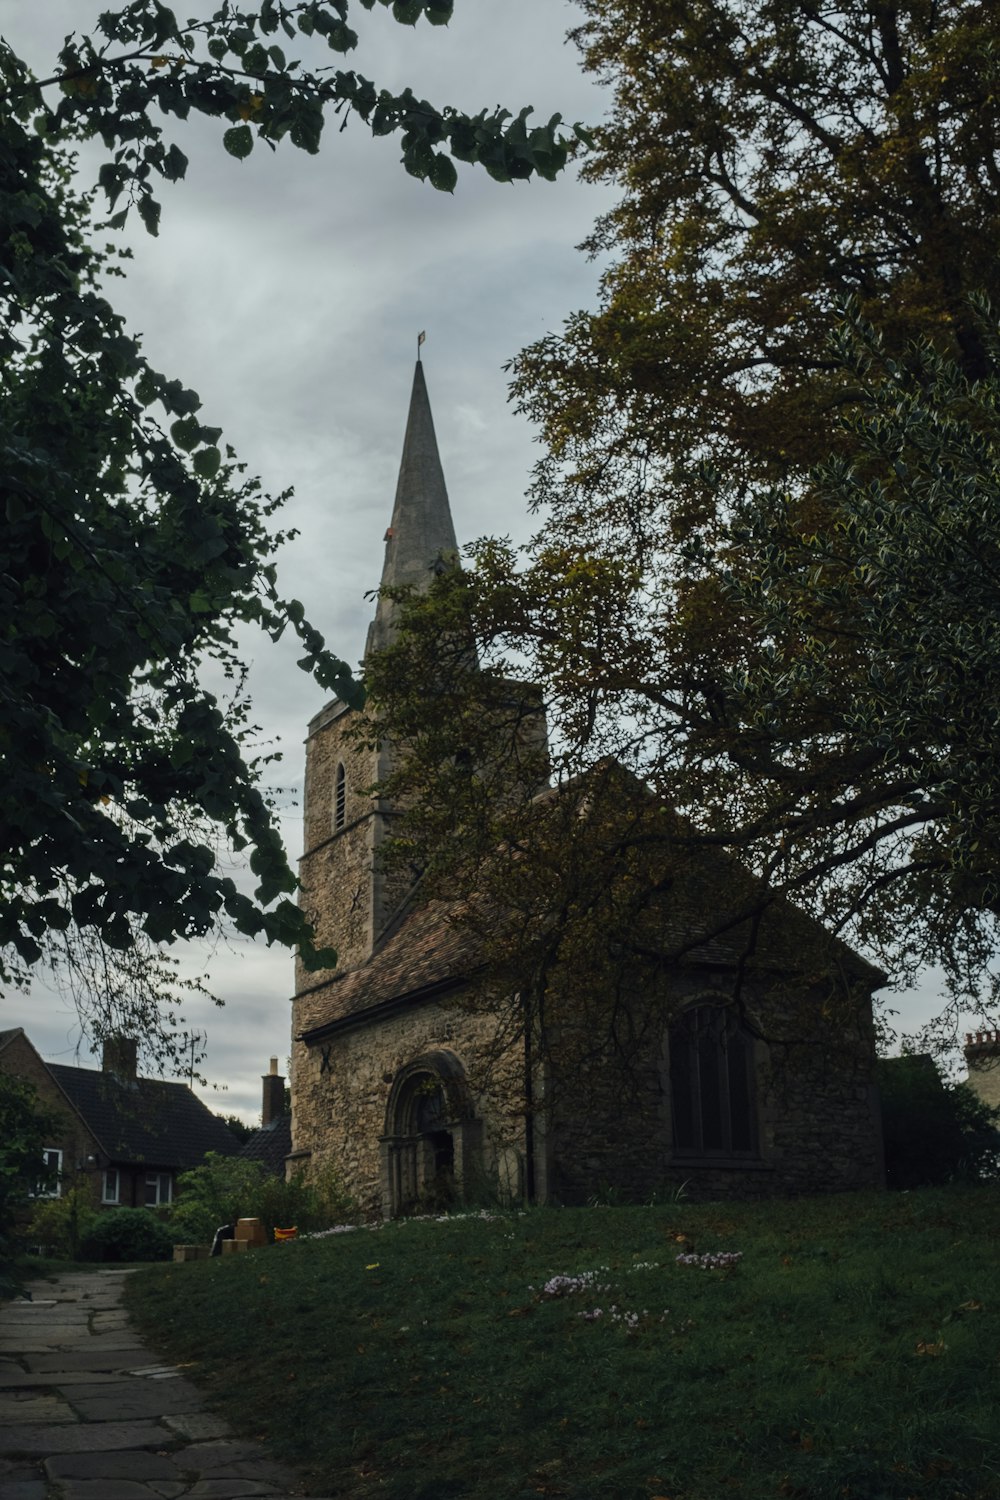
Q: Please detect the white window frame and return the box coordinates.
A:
[144,1171,172,1206]
[33,1148,63,1198]
[102,1167,120,1205]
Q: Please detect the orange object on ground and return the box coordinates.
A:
[274,1226,298,1242]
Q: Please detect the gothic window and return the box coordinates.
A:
[334,763,346,830]
[669,1004,758,1158]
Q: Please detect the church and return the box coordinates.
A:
[287,362,886,1218]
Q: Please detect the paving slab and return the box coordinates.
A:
[67,1377,206,1420]
[45,1452,185,1481]
[56,1483,186,1500]
[0,1420,168,1456]
[161,1412,232,1442]
[0,1478,48,1500]
[0,1369,130,1389]
[22,1346,152,1373]
[182,1443,280,1471]
[0,1393,78,1424]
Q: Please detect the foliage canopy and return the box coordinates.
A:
[1,2,582,1061]
[367,0,1000,1041]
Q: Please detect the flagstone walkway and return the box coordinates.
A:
[0,1268,323,1500]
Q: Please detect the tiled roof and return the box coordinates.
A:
[46,1063,241,1170]
[297,899,480,1037]
[297,772,882,1041]
[238,1115,293,1177]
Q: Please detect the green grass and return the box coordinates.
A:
[125,1186,1000,1500]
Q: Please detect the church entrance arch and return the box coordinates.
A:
[380,1051,480,1217]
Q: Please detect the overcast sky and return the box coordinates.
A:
[3,1,957,1122]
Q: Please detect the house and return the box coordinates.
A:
[0,1027,239,1208]
[237,1057,292,1177]
[287,361,886,1216]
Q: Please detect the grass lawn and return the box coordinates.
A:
[125,1185,999,1499]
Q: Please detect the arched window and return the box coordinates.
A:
[334,763,346,830]
[668,1004,758,1158]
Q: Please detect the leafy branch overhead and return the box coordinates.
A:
[6,0,590,231]
[1,1,581,1052]
[0,92,357,983]
[366,0,1000,1044]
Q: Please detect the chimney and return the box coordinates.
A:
[102,1036,138,1084]
[262,1056,285,1126]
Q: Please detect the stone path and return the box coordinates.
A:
[0,1269,326,1499]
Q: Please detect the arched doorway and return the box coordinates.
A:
[380,1051,480,1216]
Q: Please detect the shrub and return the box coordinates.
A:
[168,1154,270,1244]
[27,1187,98,1259]
[80,1207,174,1263]
[169,1153,357,1244]
[879,1054,1000,1187]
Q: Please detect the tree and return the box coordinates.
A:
[364,0,1000,1044]
[0,1073,63,1290]
[0,2,583,1061]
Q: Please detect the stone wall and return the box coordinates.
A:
[297,698,378,986]
[291,966,883,1216]
[544,971,882,1205]
[291,991,527,1218]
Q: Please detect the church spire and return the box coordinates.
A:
[365,359,459,660]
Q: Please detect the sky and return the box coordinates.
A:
[3,0,622,1120]
[2,1,962,1122]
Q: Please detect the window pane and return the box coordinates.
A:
[698,1026,725,1150]
[728,1032,755,1152]
[669,1034,697,1149]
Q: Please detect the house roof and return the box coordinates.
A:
[238,1114,293,1177]
[46,1062,240,1170]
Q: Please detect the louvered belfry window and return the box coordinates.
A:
[334,763,346,830]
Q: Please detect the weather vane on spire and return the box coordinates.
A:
[417,329,426,360]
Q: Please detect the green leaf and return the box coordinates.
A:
[163,143,188,182]
[193,446,222,480]
[170,416,201,451]
[137,193,161,237]
[223,125,254,160]
[429,152,457,193]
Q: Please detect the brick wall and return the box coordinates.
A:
[0,1032,103,1206]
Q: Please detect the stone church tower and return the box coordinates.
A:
[287,360,884,1215]
[295,358,459,982]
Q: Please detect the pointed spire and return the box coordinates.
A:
[366,360,459,659]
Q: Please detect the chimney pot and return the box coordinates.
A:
[261,1060,285,1127]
